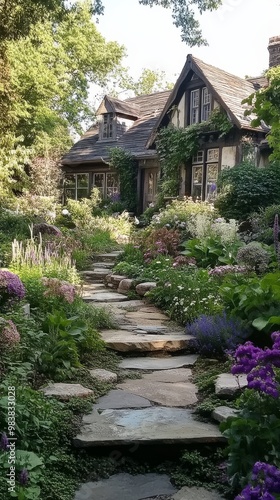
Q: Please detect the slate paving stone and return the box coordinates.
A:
[41,383,93,401]
[215,373,247,396]
[118,379,198,407]
[142,368,192,383]
[84,292,129,302]
[211,406,239,423]
[93,389,152,409]
[89,369,117,383]
[172,487,224,499]
[92,261,115,268]
[74,407,224,447]
[100,330,192,352]
[74,473,177,500]
[120,355,198,371]
[87,300,144,310]
[125,311,170,321]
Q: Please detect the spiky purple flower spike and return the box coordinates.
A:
[19,468,29,486]
[273,213,279,265]
[0,432,9,451]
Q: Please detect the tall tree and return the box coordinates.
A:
[0,1,124,198]
[139,0,222,46]
[103,67,174,98]
[8,1,124,150]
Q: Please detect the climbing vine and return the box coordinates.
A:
[109,147,138,212]
[156,109,233,198]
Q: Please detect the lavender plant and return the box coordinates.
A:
[187,312,247,358]
[274,214,280,267]
[11,235,80,284]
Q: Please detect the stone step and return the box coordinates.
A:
[92,261,115,269]
[119,355,198,371]
[73,407,224,448]
[93,251,123,262]
[80,268,110,281]
[83,291,129,303]
[75,473,176,500]
[117,379,198,407]
[100,329,193,352]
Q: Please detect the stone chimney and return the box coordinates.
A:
[268,36,280,68]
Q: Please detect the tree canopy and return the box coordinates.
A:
[8,2,124,151]
[0,0,124,198]
[139,0,222,46]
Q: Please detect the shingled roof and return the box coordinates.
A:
[61,90,171,165]
[147,55,263,148]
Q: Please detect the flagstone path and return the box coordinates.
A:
[73,251,227,499]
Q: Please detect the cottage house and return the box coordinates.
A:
[61,36,280,212]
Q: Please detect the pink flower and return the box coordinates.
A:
[42,277,76,303]
[0,318,20,348]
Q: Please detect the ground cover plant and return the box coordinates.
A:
[0,195,135,498]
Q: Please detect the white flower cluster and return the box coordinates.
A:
[212,218,239,244]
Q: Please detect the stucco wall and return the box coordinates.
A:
[171,93,185,128]
[221,146,237,169]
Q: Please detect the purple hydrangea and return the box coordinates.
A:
[0,270,25,308]
[236,462,280,499]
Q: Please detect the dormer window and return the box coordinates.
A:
[190,87,212,125]
[201,87,211,121]
[190,90,200,124]
[102,113,114,140]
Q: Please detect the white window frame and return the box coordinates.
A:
[205,148,219,200]
[102,113,114,140]
[190,89,200,125]
[65,173,89,200]
[201,87,211,122]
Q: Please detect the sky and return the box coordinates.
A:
[96,0,280,82]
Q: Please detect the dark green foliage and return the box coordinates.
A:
[250,204,280,244]
[157,112,232,197]
[215,162,280,220]
[139,0,223,46]
[109,148,138,212]
[221,389,280,489]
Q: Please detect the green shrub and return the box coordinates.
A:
[148,267,222,324]
[215,162,280,220]
[250,204,280,244]
[236,242,271,274]
[150,198,216,229]
[181,235,243,268]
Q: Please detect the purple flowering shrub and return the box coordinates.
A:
[141,227,181,263]
[231,332,280,398]
[41,277,77,304]
[221,333,280,491]
[186,312,248,358]
[0,318,20,349]
[209,265,248,277]
[0,270,25,309]
[236,462,280,500]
